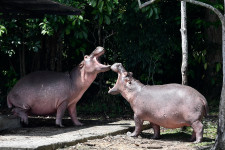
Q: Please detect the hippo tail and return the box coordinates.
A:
[200,97,209,117]
[7,96,13,108]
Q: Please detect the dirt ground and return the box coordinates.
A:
[0,108,216,150]
[58,122,215,150]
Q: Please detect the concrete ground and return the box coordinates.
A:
[0,115,21,131]
[0,117,150,150]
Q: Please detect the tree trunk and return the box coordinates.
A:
[211,22,225,150]
[181,1,188,85]
[211,1,225,148]
[204,0,222,100]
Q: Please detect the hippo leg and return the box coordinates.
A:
[190,131,196,142]
[12,107,29,124]
[151,123,160,139]
[55,101,68,127]
[191,120,203,143]
[68,103,83,126]
[130,114,143,137]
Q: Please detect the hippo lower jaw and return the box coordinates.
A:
[108,87,120,95]
[98,64,111,72]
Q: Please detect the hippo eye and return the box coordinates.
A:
[84,55,89,59]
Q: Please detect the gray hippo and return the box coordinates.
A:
[7,47,110,127]
[108,63,208,143]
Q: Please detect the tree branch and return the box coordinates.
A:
[138,0,225,24]
[182,0,225,25]
[137,0,158,8]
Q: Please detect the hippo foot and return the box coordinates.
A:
[19,116,28,126]
[190,137,202,143]
[56,124,65,128]
[127,131,138,137]
[189,137,196,142]
[74,121,84,126]
[194,140,201,143]
[20,118,29,125]
[151,135,160,139]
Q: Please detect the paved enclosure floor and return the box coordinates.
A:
[0,117,150,150]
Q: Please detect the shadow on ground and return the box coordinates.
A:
[0,116,128,137]
[140,130,214,143]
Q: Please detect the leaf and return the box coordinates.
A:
[153,7,159,19]
[66,28,70,35]
[147,9,153,18]
[0,25,7,36]
[216,63,221,72]
[114,0,118,4]
[98,0,104,13]
[106,3,112,15]
[99,15,103,25]
[72,20,76,26]
[78,32,83,39]
[90,0,97,7]
[82,31,88,39]
[104,15,111,25]
[79,15,83,20]
[204,63,207,70]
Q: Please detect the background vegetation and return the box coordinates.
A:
[0,0,223,117]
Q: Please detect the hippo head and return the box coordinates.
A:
[108,63,133,95]
[80,47,111,73]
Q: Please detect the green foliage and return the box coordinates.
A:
[86,0,118,25]
[0,0,223,116]
[39,18,54,36]
[0,25,7,36]
[2,67,18,90]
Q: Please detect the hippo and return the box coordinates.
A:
[108,63,208,143]
[7,47,110,127]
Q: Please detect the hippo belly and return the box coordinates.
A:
[141,109,192,129]
[28,98,60,115]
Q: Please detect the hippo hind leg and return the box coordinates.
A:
[12,107,29,124]
[151,122,160,139]
[55,101,68,127]
[191,120,203,143]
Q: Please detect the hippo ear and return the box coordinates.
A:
[123,72,128,77]
[79,61,84,68]
[125,77,131,84]
[128,72,133,77]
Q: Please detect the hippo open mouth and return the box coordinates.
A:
[108,83,120,95]
[108,64,122,95]
[91,47,111,72]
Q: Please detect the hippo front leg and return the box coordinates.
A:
[130,114,143,137]
[68,103,83,126]
[55,101,68,127]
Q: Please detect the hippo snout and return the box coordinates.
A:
[110,63,124,73]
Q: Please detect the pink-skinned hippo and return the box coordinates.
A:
[108,63,208,143]
[7,47,110,127]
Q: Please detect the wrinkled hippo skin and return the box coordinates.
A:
[108,63,208,143]
[7,47,110,127]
